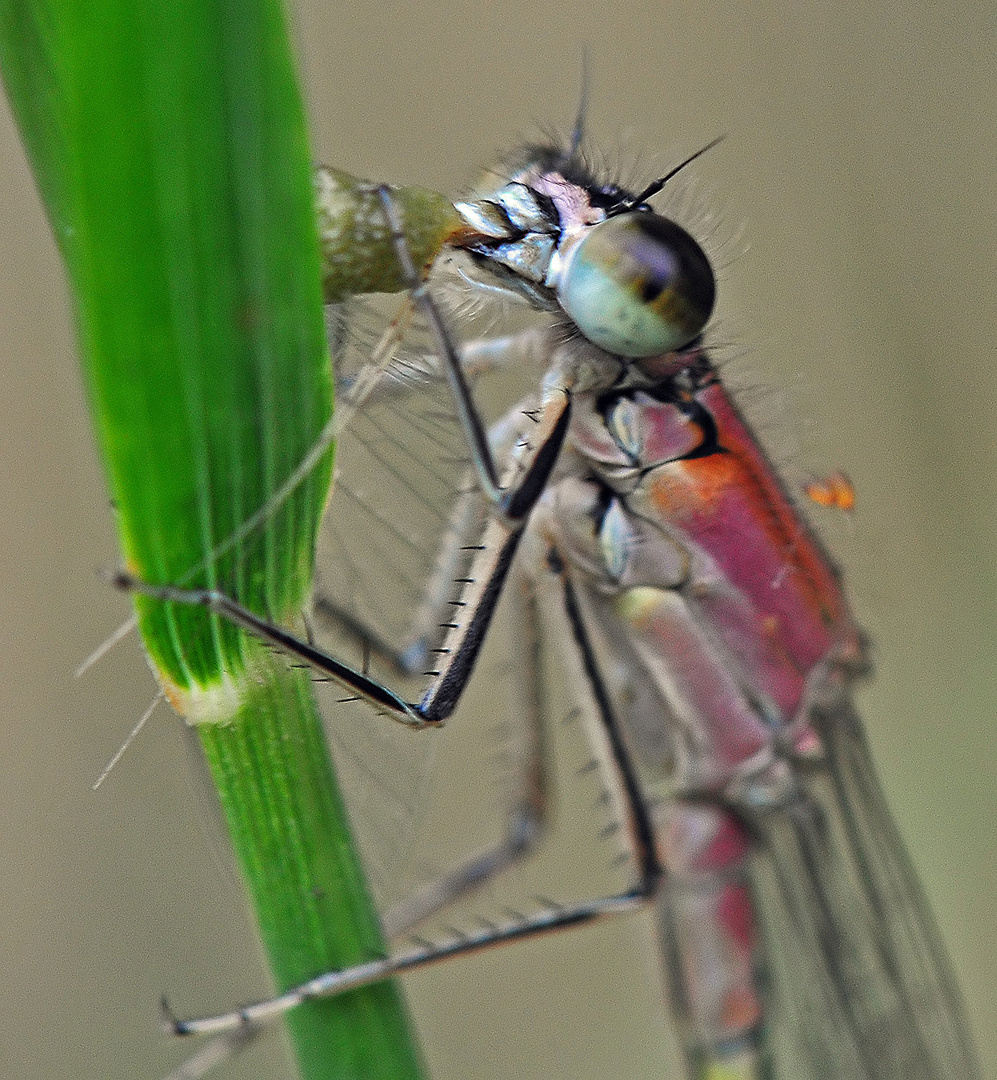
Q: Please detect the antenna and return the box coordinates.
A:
[567,51,590,161]
[621,135,725,210]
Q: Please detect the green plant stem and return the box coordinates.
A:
[198,659,423,1077]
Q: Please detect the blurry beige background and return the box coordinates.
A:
[1,1,993,1078]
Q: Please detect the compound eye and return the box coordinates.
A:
[555,212,715,357]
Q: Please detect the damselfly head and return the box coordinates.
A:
[453,140,717,359]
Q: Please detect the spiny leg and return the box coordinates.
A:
[113,373,570,728]
[162,541,662,1039]
[380,556,552,938]
[111,572,427,724]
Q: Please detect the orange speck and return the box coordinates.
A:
[804,470,856,513]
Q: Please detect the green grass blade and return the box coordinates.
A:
[0,0,426,1076]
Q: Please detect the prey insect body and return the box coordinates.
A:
[127,136,981,1080]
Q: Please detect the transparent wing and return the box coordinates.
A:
[312,291,544,918]
[312,296,467,911]
[319,297,477,651]
[749,701,980,1080]
[317,284,541,653]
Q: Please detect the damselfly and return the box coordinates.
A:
[122,126,981,1079]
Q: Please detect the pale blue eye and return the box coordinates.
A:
[554,212,715,357]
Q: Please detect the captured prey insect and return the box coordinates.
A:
[121,130,981,1079]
